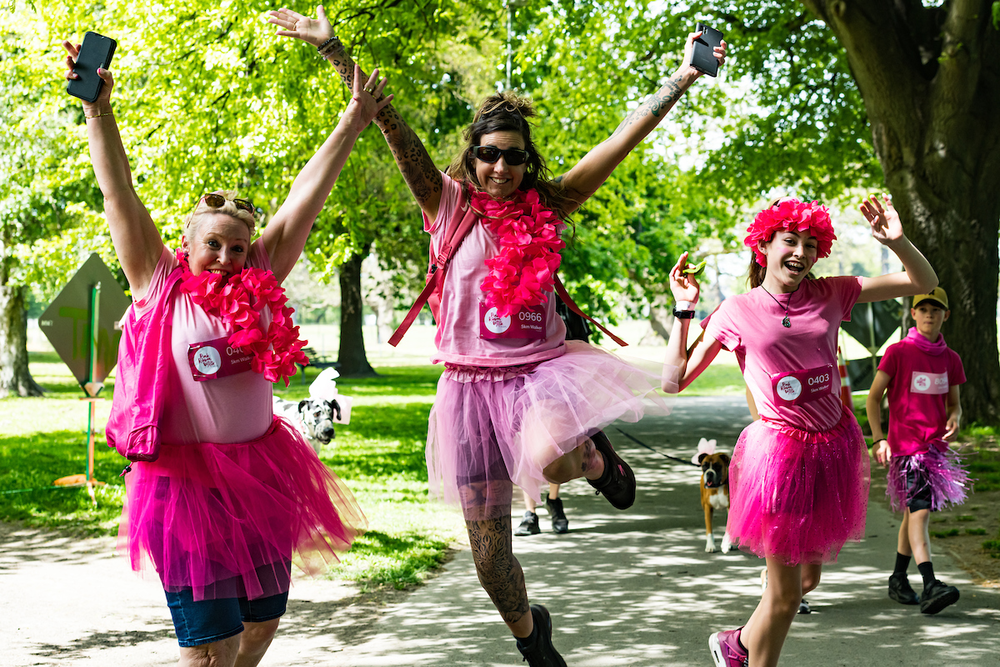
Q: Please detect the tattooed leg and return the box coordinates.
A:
[541,436,605,484]
[466,514,533,637]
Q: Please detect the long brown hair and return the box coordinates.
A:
[446,91,573,220]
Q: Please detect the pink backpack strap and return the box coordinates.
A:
[554,275,628,347]
[389,191,479,348]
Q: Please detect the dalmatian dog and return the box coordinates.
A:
[272,368,351,454]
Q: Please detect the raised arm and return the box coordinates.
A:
[557,32,727,214]
[856,194,938,303]
[268,6,443,221]
[262,63,394,283]
[63,41,163,301]
[662,251,724,392]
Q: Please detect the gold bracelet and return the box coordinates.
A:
[85,111,114,120]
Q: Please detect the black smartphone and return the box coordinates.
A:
[691,22,724,77]
[67,31,117,103]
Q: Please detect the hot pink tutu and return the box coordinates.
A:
[887,443,970,512]
[727,406,869,565]
[119,418,366,601]
[426,340,666,520]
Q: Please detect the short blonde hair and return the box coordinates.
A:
[184,190,256,239]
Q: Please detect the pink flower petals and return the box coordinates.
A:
[472,189,565,317]
[176,249,309,386]
[744,198,838,267]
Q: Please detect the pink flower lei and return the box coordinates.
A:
[471,188,565,317]
[176,249,308,386]
[744,198,837,267]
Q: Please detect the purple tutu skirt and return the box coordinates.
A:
[887,443,970,512]
[427,341,666,520]
[727,406,869,565]
[119,418,366,601]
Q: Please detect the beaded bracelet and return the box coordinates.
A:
[317,36,342,54]
[85,111,114,120]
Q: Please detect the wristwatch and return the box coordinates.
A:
[673,309,696,319]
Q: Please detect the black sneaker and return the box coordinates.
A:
[888,573,919,605]
[545,496,569,534]
[586,430,636,510]
[516,604,567,667]
[920,579,960,614]
[514,511,541,536]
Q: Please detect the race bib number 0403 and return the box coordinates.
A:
[188,336,254,382]
[479,303,547,340]
[770,364,835,407]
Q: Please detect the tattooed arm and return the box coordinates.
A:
[268,7,444,220]
[557,31,726,215]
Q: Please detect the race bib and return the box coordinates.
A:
[770,364,835,407]
[188,336,254,382]
[910,371,949,395]
[479,303,547,340]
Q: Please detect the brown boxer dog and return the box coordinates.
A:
[698,452,731,553]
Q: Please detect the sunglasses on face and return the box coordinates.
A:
[470,145,530,166]
[201,193,257,218]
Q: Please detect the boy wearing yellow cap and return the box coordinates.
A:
[866,286,969,615]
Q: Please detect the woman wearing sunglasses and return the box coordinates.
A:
[62,34,391,667]
[269,8,725,665]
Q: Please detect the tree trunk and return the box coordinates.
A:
[337,247,377,378]
[0,284,44,398]
[805,0,1000,425]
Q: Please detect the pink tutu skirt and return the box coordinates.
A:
[426,341,666,521]
[887,443,970,512]
[727,406,869,565]
[119,418,366,601]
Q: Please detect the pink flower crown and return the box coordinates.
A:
[744,198,837,267]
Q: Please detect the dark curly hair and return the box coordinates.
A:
[446,91,575,220]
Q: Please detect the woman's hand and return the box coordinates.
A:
[680,30,728,79]
[344,64,394,134]
[670,251,702,304]
[268,5,333,48]
[62,40,114,111]
[860,194,904,246]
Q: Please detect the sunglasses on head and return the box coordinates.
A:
[201,193,257,218]
[470,145,530,166]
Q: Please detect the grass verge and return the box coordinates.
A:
[1,355,465,591]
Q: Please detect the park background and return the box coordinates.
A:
[2,0,1000,624]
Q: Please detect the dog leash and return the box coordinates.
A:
[615,428,701,467]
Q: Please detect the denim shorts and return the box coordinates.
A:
[164,588,289,647]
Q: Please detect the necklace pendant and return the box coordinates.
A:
[782,316,791,328]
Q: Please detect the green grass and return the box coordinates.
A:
[1,354,464,591]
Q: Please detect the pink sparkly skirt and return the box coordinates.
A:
[119,418,366,601]
[886,442,970,512]
[727,406,869,565]
[426,341,666,521]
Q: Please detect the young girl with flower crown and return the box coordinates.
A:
[63,31,386,667]
[266,7,725,666]
[663,195,937,667]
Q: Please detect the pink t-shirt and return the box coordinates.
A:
[704,276,862,432]
[129,244,274,445]
[878,333,965,456]
[425,172,566,367]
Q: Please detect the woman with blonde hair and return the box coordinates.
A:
[63,29,389,666]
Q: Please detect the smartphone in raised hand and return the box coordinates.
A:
[67,31,117,103]
[691,22,724,77]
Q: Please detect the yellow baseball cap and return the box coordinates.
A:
[912,286,949,309]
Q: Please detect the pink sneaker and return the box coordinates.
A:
[708,626,748,667]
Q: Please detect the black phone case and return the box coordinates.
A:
[67,32,117,103]
[691,22,723,78]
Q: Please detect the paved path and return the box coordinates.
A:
[3,396,999,666]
